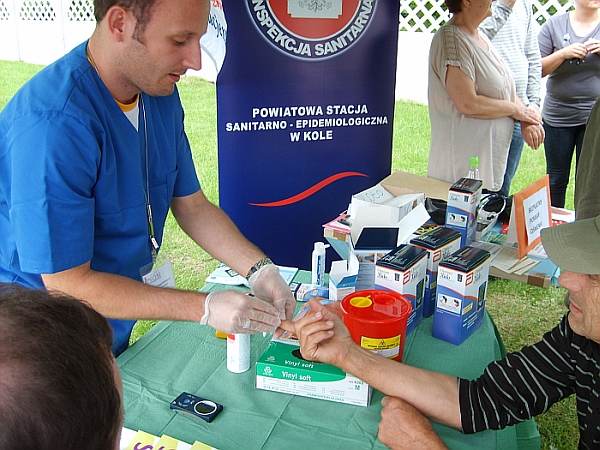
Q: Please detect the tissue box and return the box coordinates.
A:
[374,245,428,334]
[256,341,371,407]
[433,246,491,345]
[410,227,462,317]
[445,178,482,247]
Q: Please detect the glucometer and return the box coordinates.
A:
[170,392,223,423]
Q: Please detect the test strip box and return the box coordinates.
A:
[432,246,491,345]
[374,245,428,334]
[410,227,462,317]
[256,341,371,407]
[445,178,482,247]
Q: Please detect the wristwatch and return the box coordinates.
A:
[245,256,273,280]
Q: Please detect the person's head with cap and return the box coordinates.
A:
[541,215,600,343]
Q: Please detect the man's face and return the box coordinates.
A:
[120,0,209,97]
[560,272,600,342]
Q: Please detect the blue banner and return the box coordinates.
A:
[217,1,399,269]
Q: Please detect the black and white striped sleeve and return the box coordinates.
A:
[459,316,576,433]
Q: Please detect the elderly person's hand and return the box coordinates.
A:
[513,104,541,125]
[248,264,295,321]
[521,122,544,149]
[287,300,355,367]
[378,397,448,450]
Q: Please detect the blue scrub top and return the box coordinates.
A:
[0,42,201,355]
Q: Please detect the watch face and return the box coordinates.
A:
[194,400,217,415]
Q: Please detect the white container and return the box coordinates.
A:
[227,333,250,373]
[311,242,329,286]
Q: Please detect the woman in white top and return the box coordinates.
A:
[428,0,543,190]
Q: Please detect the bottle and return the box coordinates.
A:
[311,242,329,287]
[227,333,250,373]
[467,156,480,180]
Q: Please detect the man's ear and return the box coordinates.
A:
[103,6,136,43]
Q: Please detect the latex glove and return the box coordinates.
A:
[378,397,448,450]
[200,290,281,333]
[248,264,295,320]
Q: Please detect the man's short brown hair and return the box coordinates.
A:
[94,0,159,38]
[0,285,122,450]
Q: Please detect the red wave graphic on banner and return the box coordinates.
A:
[249,171,368,207]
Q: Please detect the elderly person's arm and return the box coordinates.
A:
[291,303,577,439]
[445,66,540,123]
[290,304,462,429]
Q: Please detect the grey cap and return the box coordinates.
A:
[541,215,600,275]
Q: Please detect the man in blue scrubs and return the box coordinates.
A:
[0,0,294,355]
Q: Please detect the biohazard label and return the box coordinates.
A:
[360,335,400,359]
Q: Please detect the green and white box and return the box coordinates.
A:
[256,341,371,407]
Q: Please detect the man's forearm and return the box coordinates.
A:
[341,346,461,429]
[43,268,204,321]
[172,192,265,277]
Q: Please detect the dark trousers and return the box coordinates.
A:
[543,123,586,208]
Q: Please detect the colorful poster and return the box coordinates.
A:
[217,1,400,268]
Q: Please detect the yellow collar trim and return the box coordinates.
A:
[115,96,139,112]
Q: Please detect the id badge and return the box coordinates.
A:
[141,260,176,288]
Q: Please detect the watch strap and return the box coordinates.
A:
[245,257,273,280]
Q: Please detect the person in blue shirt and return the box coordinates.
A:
[0,0,295,355]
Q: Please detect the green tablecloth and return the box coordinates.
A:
[118,272,540,450]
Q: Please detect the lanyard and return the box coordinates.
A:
[140,95,159,261]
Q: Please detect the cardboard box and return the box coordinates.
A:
[433,246,491,345]
[374,245,428,334]
[380,170,452,201]
[445,178,483,247]
[256,341,371,407]
[410,227,462,317]
[328,252,359,301]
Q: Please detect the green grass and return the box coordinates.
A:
[0,60,578,450]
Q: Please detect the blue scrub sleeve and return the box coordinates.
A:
[173,126,201,197]
[9,112,98,274]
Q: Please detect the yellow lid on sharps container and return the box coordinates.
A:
[349,296,372,308]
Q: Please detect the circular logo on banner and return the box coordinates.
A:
[246,0,376,61]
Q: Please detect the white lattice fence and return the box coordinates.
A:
[400,0,572,33]
[0,0,94,63]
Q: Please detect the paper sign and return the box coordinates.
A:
[142,261,176,288]
[522,188,550,244]
[190,442,216,450]
[157,435,180,449]
[509,176,552,259]
[125,430,157,450]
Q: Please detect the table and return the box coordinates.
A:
[118,272,540,450]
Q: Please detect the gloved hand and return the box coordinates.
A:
[199,290,281,333]
[248,264,295,320]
